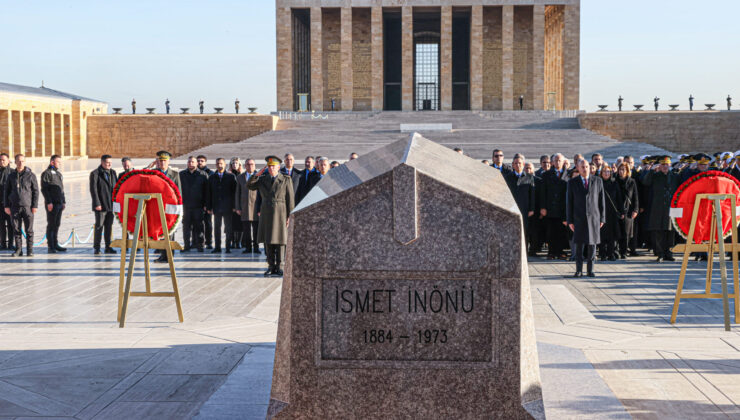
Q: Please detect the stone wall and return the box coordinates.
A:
[482,6,503,110]
[578,111,740,153]
[322,8,342,110]
[86,114,278,158]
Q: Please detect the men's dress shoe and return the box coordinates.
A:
[212,248,222,253]
[253,247,261,254]
[587,272,596,277]
[242,249,250,254]
[197,248,204,252]
[573,272,582,278]
[273,269,284,277]
[0,246,7,251]
[629,251,639,257]
[181,247,190,253]
[665,256,676,262]
[55,244,67,252]
[48,248,57,254]
[12,249,23,257]
[558,254,568,260]
[656,257,663,263]
[94,249,101,255]
[155,255,168,263]
[206,244,213,250]
[264,268,273,277]
[104,248,117,254]
[698,255,708,261]
[225,248,231,254]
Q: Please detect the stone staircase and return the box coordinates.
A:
[182,111,673,164]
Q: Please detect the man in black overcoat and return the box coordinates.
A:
[642,156,680,262]
[505,155,536,235]
[207,158,237,253]
[89,155,118,254]
[567,159,605,277]
[280,153,301,196]
[180,156,208,252]
[539,153,569,260]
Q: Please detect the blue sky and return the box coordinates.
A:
[1,0,738,113]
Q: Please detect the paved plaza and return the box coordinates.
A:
[1,177,740,419]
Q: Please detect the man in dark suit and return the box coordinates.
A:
[295,156,316,204]
[504,154,536,236]
[642,156,680,262]
[539,153,569,260]
[728,152,740,183]
[535,155,550,178]
[207,158,237,253]
[304,157,331,197]
[236,158,260,253]
[0,153,13,250]
[280,153,301,196]
[197,155,214,249]
[4,154,39,257]
[490,149,512,175]
[567,158,606,277]
[89,154,117,255]
[179,156,208,252]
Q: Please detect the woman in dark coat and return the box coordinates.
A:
[617,163,639,258]
[229,158,244,249]
[599,165,624,261]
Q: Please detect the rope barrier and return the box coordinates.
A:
[18,225,95,247]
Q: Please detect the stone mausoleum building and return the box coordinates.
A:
[0,82,107,159]
[276,0,580,112]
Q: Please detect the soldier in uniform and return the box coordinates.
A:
[179,156,208,252]
[642,156,680,262]
[41,155,67,253]
[90,154,118,254]
[153,151,181,263]
[4,154,39,257]
[680,153,711,184]
[728,152,740,183]
[0,153,13,250]
[248,156,294,277]
[235,158,260,254]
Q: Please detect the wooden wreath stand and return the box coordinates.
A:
[112,193,184,328]
[670,193,740,331]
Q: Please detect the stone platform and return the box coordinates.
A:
[183,111,675,163]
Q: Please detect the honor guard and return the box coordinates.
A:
[248,155,294,277]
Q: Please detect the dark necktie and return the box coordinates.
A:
[584,178,589,190]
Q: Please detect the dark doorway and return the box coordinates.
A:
[413,11,441,111]
[292,9,311,111]
[383,12,402,111]
[452,11,471,110]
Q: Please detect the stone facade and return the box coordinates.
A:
[0,83,107,159]
[86,115,277,159]
[578,111,740,153]
[276,0,580,112]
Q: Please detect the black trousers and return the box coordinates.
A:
[0,210,13,248]
[266,244,285,270]
[653,230,674,258]
[619,217,637,256]
[213,212,233,249]
[182,208,204,249]
[94,210,114,250]
[546,218,568,256]
[242,220,259,250]
[575,243,596,274]
[203,212,213,246]
[11,207,34,250]
[45,204,63,248]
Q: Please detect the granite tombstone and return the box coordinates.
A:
[268,133,544,419]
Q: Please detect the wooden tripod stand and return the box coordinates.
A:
[670,193,740,330]
[112,193,184,328]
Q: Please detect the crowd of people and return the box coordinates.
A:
[2,147,739,278]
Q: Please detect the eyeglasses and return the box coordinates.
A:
[494,154,503,158]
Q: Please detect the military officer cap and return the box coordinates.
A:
[694,153,712,165]
[156,150,172,160]
[735,151,740,160]
[265,155,282,166]
[721,151,734,160]
[657,155,672,165]
[677,154,688,163]
[640,155,650,164]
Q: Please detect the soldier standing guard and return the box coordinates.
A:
[653,96,660,111]
[41,155,67,253]
[165,98,171,114]
[153,151,182,263]
[199,100,204,114]
[235,98,240,114]
[689,94,694,111]
[131,98,136,114]
[618,95,623,111]
[728,95,733,111]
[248,156,294,277]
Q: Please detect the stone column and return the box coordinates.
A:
[563,4,580,110]
[47,113,55,156]
[34,112,44,157]
[54,114,64,156]
[371,6,384,111]
[276,7,293,111]
[0,110,12,157]
[470,5,483,111]
[310,7,324,112]
[340,7,353,111]
[401,6,413,111]
[71,100,82,156]
[16,112,25,157]
[501,5,514,110]
[440,6,453,111]
[532,5,545,111]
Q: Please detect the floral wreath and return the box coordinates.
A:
[671,170,740,240]
[112,169,183,237]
